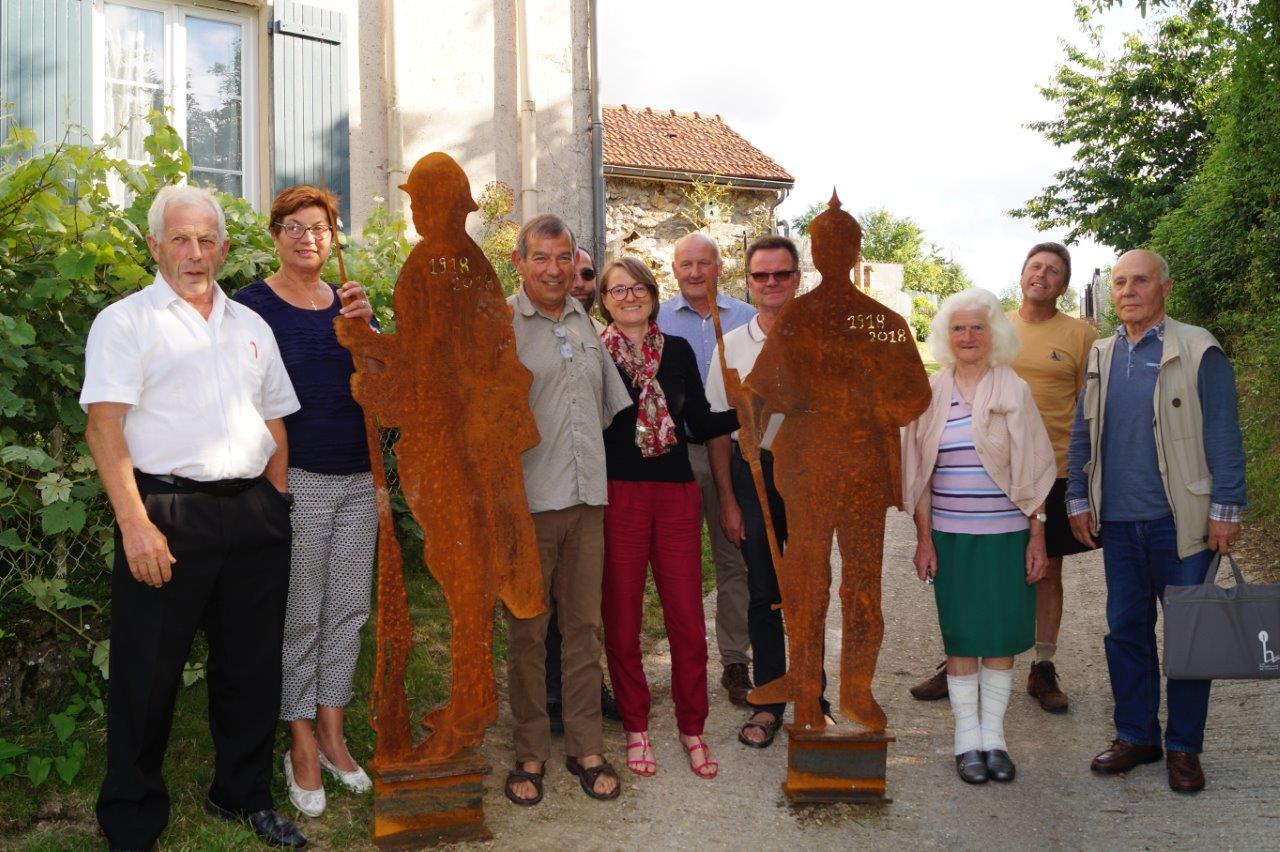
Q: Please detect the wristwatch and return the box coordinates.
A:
[1033,512,1048,524]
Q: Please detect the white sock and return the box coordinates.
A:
[979,665,1013,752]
[947,673,981,755]
[1035,642,1056,663]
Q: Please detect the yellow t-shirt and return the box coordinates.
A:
[1006,309,1098,477]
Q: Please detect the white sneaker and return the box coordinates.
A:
[282,752,326,818]
[318,748,373,793]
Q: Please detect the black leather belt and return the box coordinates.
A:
[136,471,262,496]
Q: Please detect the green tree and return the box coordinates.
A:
[857,208,972,298]
[790,200,823,236]
[998,286,1022,313]
[1013,1,1233,248]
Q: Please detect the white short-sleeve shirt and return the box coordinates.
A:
[80,276,300,481]
[704,316,784,451]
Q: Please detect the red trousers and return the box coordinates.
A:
[601,479,709,736]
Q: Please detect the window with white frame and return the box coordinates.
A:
[96,0,257,201]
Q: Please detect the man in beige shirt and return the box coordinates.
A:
[910,242,1096,713]
[505,214,632,805]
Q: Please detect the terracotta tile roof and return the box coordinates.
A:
[603,105,794,184]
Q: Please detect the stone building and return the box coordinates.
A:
[603,105,794,297]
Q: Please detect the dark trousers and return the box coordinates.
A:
[1100,515,1215,753]
[96,475,291,850]
[730,446,828,719]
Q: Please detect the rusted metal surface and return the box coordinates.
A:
[370,752,492,849]
[743,193,931,740]
[336,153,546,782]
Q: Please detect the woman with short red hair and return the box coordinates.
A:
[232,185,377,818]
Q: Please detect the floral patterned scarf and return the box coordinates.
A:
[601,320,678,458]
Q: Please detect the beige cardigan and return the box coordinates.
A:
[902,365,1056,518]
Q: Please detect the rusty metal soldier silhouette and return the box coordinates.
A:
[744,193,930,732]
[337,153,545,766]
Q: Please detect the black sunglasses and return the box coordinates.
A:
[579,268,596,281]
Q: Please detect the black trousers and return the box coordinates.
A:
[730,446,828,719]
[96,474,291,850]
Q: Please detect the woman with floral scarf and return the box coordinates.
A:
[597,257,738,781]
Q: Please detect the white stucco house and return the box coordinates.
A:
[1,0,607,254]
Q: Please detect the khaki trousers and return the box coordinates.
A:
[506,503,605,762]
[689,442,750,667]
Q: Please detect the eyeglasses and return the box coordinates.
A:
[605,284,650,300]
[748,269,797,284]
[578,268,596,281]
[552,323,573,361]
[276,221,332,240]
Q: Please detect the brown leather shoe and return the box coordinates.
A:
[1027,660,1069,713]
[909,662,948,701]
[1167,750,1205,793]
[721,663,753,707]
[1090,739,1163,774]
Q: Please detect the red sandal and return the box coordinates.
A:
[681,736,718,779]
[625,732,656,777]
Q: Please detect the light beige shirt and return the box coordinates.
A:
[509,288,632,512]
[704,316,783,450]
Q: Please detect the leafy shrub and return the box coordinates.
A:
[0,110,414,786]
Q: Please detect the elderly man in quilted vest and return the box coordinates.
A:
[1066,249,1246,794]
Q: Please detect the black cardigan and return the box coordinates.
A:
[602,334,738,482]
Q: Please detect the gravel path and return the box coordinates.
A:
[476,508,1280,850]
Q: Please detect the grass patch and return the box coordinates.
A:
[0,557,459,851]
[2,518,713,847]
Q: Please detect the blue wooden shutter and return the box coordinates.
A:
[0,0,93,145]
[270,0,350,224]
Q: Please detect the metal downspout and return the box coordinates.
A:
[382,0,405,213]
[589,0,605,262]
[516,0,538,220]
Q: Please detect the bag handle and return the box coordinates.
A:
[1207,551,1247,587]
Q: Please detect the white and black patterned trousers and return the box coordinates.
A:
[280,468,377,721]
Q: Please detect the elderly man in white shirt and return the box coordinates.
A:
[82,185,306,851]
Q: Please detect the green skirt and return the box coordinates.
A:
[932,529,1035,658]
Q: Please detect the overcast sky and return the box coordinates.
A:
[598,0,1150,296]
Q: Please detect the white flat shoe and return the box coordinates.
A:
[318,748,372,793]
[282,752,326,818]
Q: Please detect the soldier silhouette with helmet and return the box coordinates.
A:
[338,153,545,764]
[744,194,930,732]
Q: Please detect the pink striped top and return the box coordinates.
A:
[930,389,1029,535]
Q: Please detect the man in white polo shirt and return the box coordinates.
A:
[82,185,305,850]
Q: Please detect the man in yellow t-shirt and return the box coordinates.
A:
[909,242,1097,713]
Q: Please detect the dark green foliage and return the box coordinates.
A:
[1027,0,1278,532]
[1014,1,1234,248]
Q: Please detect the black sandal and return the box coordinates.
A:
[504,761,546,806]
[565,756,621,800]
[738,712,783,749]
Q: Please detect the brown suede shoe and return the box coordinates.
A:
[1090,739,1163,774]
[1027,660,1069,713]
[1167,750,1205,793]
[721,663,753,707]
[909,662,948,701]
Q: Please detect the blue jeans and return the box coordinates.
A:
[1100,515,1215,753]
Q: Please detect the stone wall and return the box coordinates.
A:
[604,177,779,300]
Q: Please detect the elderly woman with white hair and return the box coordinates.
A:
[902,287,1056,786]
